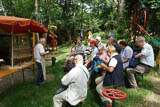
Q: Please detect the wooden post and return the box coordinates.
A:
[11,26,14,68]
[52,31,54,51]
[33,32,36,47]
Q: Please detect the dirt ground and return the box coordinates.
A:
[145,72,160,107]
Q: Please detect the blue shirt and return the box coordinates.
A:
[77,44,85,53]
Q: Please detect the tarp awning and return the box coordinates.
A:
[0,16,48,34]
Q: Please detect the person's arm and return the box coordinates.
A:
[40,51,49,56]
[123,58,130,63]
[77,51,84,54]
[85,56,93,66]
[100,57,117,72]
[100,63,114,72]
[99,56,109,64]
[135,52,145,58]
[61,70,74,86]
[123,49,133,63]
[39,45,49,56]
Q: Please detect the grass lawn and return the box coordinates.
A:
[0,45,154,107]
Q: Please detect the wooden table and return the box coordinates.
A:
[0,62,35,84]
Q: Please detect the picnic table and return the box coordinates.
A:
[0,62,35,84]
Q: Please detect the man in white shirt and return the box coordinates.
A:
[34,38,49,85]
[126,36,154,89]
[53,55,89,107]
[119,41,133,69]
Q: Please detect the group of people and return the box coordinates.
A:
[33,34,154,107]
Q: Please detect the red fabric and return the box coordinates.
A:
[0,16,48,34]
[52,32,54,51]
[90,40,97,45]
[42,33,45,38]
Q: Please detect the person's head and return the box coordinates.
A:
[119,41,128,49]
[107,33,114,40]
[72,41,77,47]
[90,40,97,48]
[96,36,101,44]
[111,38,117,46]
[106,46,117,57]
[99,46,105,55]
[67,57,74,64]
[108,33,115,39]
[135,36,146,47]
[39,38,45,45]
[77,39,83,45]
[74,55,83,65]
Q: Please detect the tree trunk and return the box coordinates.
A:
[67,30,72,44]
[0,0,7,16]
[118,0,125,22]
[34,0,38,21]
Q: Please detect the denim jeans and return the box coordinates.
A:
[36,62,44,85]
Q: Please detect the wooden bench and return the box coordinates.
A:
[14,54,33,60]
[0,62,35,84]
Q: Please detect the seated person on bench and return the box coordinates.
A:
[64,41,77,67]
[85,40,98,67]
[53,55,89,107]
[92,46,109,74]
[95,46,124,106]
[64,57,75,73]
[76,39,85,59]
[126,36,154,90]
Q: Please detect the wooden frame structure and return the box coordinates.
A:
[0,16,48,83]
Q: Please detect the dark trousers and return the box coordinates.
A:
[36,62,44,85]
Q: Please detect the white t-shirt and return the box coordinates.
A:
[108,53,118,67]
[140,43,154,67]
[34,43,45,63]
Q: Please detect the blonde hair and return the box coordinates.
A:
[106,46,116,53]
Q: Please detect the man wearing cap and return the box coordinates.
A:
[85,40,98,66]
[96,36,105,50]
[107,33,115,46]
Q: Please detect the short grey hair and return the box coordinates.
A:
[39,38,45,42]
[136,36,145,42]
[74,55,83,64]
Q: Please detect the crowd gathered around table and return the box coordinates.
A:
[33,34,154,107]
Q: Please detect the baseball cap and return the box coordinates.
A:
[108,33,115,38]
[90,40,97,45]
[96,36,101,41]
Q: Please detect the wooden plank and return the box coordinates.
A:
[0,69,19,78]
[13,54,33,60]
[0,62,35,78]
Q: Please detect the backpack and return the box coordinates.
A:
[129,51,140,68]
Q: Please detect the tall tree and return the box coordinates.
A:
[0,0,7,16]
[34,0,38,21]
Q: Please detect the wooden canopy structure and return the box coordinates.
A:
[0,16,48,68]
[0,16,48,34]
